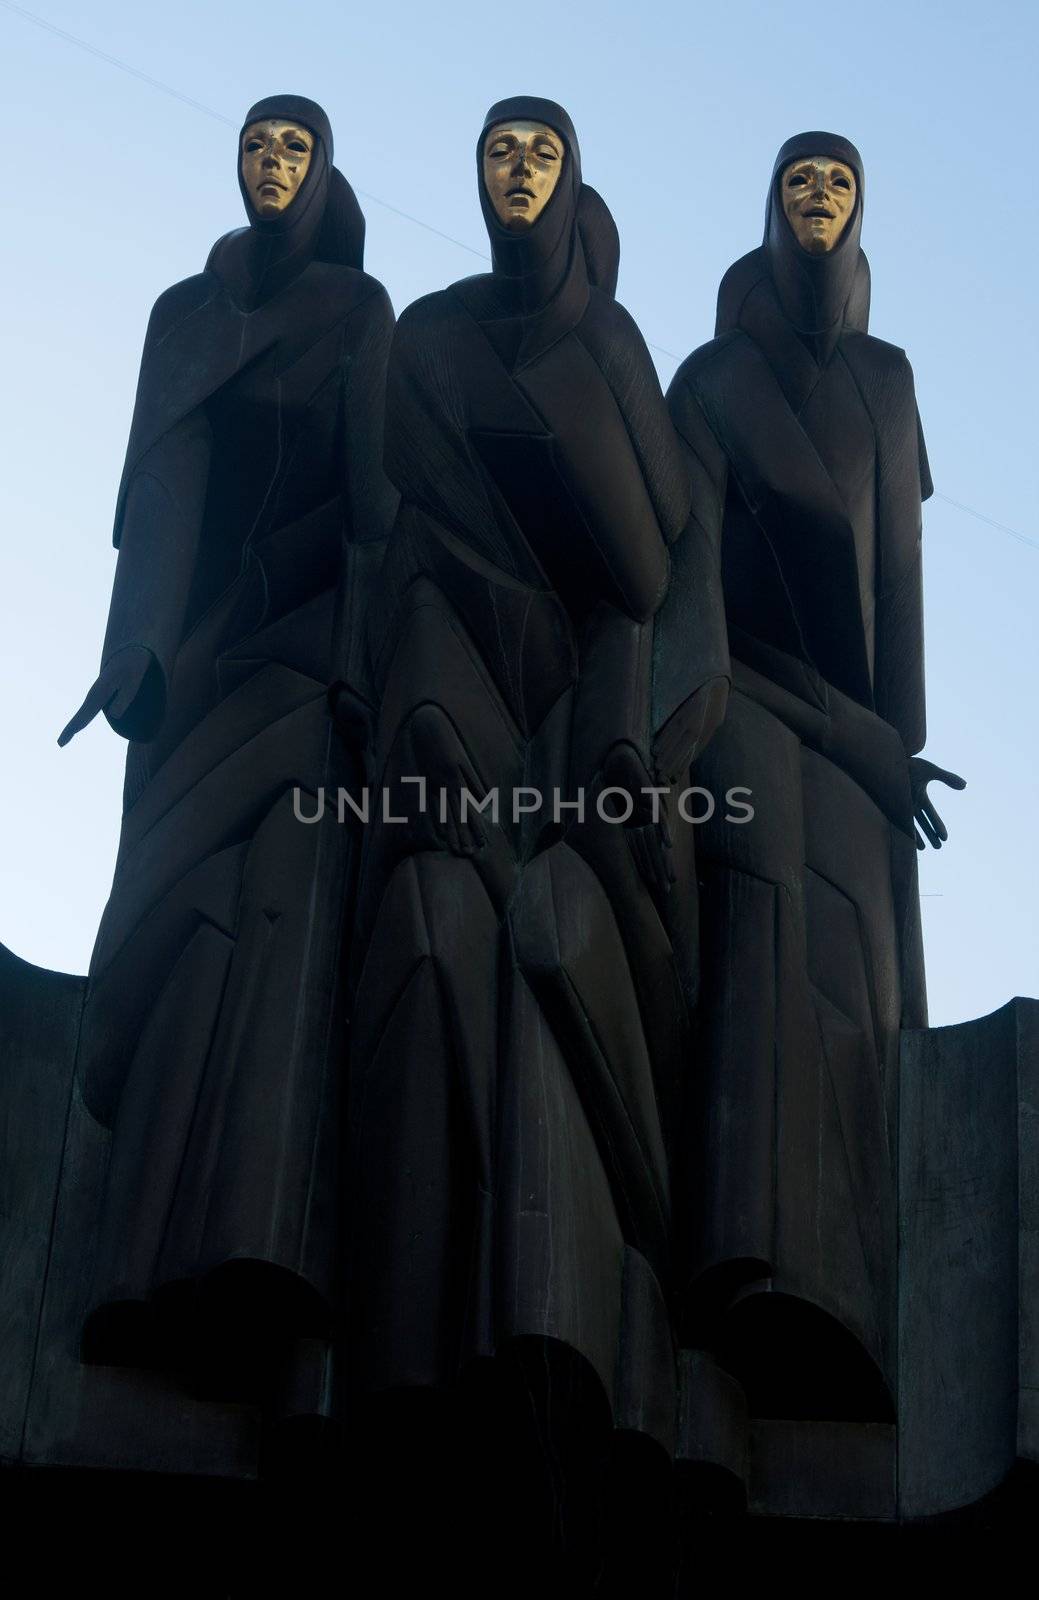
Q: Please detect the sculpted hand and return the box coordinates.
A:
[401,703,488,857]
[58,646,160,746]
[909,756,966,850]
[602,741,676,900]
[329,681,374,747]
[652,676,730,781]
[329,680,375,784]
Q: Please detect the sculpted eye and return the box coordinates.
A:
[535,145,558,161]
[287,140,309,154]
[832,174,852,189]
[489,142,511,159]
[787,173,809,187]
[245,139,263,153]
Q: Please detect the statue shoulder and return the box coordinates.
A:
[841,330,921,417]
[143,272,219,349]
[391,286,473,369]
[582,286,639,335]
[669,330,746,399]
[396,286,459,333]
[575,289,656,372]
[305,262,394,324]
[841,328,913,379]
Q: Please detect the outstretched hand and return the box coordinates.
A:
[58,646,157,747]
[909,756,966,850]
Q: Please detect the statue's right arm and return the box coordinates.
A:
[649,364,733,780]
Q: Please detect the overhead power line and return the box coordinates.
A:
[934,493,1039,554]
[0,0,496,260]
[2,0,1035,553]
[0,0,239,125]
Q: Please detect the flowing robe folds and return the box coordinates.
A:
[78,98,396,1397]
[347,98,728,1463]
[667,133,931,1419]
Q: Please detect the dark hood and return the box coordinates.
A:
[478,95,582,314]
[468,95,618,367]
[576,182,620,299]
[208,93,365,310]
[766,130,867,345]
[717,130,870,364]
[111,95,374,545]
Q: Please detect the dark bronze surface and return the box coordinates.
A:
[0,101,1029,1571]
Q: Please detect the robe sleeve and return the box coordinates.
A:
[579,298,690,545]
[646,366,733,773]
[341,284,399,549]
[510,300,679,623]
[872,354,928,755]
[333,283,399,692]
[568,355,733,788]
[100,407,213,740]
[917,407,934,502]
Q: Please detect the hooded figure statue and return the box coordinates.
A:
[59,95,398,1413]
[344,96,728,1575]
[666,132,963,1437]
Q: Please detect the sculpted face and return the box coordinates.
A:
[781,156,857,254]
[482,121,565,230]
[241,119,314,217]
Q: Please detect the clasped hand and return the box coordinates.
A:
[602,741,676,900]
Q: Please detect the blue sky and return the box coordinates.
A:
[0,0,1035,1024]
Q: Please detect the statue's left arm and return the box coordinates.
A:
[860,344,965,846]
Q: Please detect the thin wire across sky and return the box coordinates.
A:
[1,0,1034,555]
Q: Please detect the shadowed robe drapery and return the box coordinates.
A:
[667,131,931,1420]
[77,96,397,1404]
[346,98,728,1470]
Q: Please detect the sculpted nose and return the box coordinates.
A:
[510,148,532,178]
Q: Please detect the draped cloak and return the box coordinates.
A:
[77,96,398,1401]
[667,132,931,1420]
[346,98,729,1464]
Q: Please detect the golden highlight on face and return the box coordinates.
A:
[482,120,565,231]
[781,156,857,255]
[241,119,314,217]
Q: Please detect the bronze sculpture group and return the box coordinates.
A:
[56,91,966,1558]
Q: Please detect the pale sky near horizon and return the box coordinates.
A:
[0,0,1035,1025]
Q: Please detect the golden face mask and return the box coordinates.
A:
[781,156,857,254]
[482,121,565,230]
[241,120,314,217]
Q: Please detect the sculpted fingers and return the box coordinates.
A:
[57,678,110,746]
